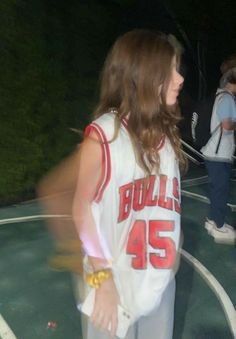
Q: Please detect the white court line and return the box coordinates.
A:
[0,315,17,339]
[181,249,236,339]
[181,175,208,188]
[0,215,71,225]
[182,150,202,165]
[181,190,209,203]
[181,190,236,212]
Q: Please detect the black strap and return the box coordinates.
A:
[215,126,223,154]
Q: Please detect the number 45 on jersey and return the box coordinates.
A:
[126,220,176,270]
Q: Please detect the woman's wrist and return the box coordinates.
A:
[85,268,112,288]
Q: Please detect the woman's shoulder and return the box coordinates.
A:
[93,111,116,125]
[88,112,117,141]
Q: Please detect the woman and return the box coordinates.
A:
[72,29,185,339]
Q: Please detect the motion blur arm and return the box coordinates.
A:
[37,148,81,243]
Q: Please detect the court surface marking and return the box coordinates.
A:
[0,314,17,339]
[0,215,235,338]
[181,249,236,338]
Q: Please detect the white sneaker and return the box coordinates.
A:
[205,219,215,234]
[204,219,236,244]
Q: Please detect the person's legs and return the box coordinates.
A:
[205,160,231,227]
[82,279,175,339]
[85,322,115,339]
[204,160,236,243]
[84,314,136,339]
[136,278,176,339]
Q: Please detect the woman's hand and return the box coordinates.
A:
[91,276,120,338]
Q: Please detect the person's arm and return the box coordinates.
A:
[217,94,236,130]
[221,118,236,130]
[72,132,119,337]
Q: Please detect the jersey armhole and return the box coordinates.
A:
[157,135,165,151]
[84,123,111,202]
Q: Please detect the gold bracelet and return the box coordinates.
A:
[85,269,112,288]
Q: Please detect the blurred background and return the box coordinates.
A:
[1,0,236,206]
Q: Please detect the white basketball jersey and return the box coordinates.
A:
[84,112,181,322]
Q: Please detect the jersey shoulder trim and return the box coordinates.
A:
[84,122,111,202]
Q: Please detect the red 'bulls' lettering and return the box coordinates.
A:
[118,183,133,222]
[118,175,180,222]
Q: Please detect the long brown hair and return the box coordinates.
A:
[94,29,186,173]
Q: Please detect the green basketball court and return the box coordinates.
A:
[0,166,236,339]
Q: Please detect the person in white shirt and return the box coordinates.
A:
[201,66,236,244]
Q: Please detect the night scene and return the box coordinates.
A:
[0,1,236,338]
